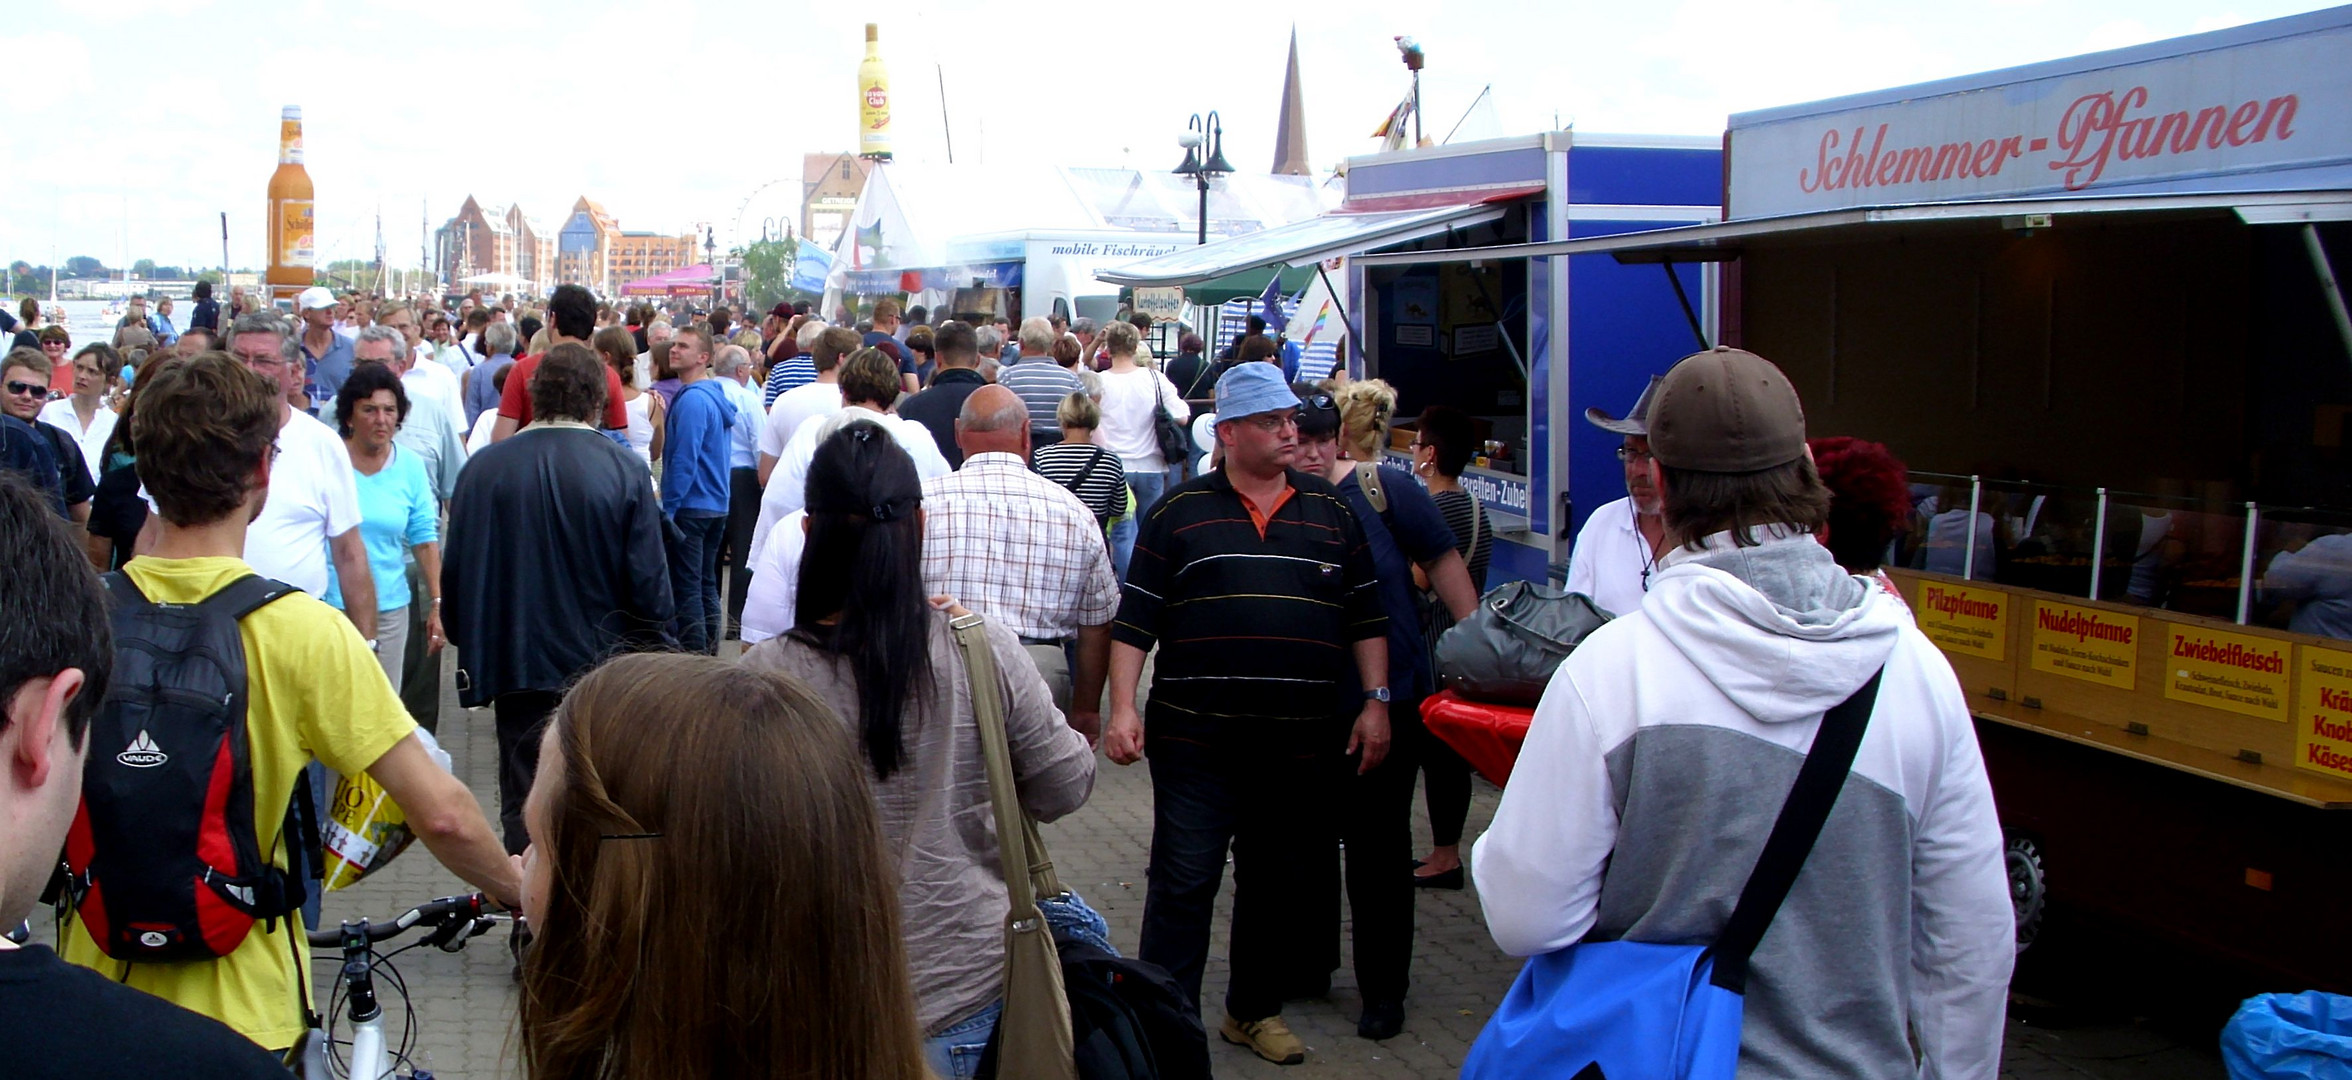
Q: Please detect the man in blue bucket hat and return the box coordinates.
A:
[1104,361,1394,1065]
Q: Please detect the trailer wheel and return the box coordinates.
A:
[2005,833,2046,954]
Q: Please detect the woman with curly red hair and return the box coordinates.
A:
[1809,436,1912,602]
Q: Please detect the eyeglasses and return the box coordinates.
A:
[1615,445,1654,462]
[5,380,48,398]
[1247,410,1300,431]
[1302,393,1335,410]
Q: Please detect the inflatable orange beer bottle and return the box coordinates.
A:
[266,106,315,304]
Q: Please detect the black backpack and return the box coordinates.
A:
[979,934,1211,1080]
[63,572,312,963]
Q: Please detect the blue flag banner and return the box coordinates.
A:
[792,244,835,294]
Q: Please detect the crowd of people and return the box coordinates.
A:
[0,280,2018,1080]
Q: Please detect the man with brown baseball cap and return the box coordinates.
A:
[1473,345,2014,1079]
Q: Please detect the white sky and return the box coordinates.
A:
[3,0,2332,272]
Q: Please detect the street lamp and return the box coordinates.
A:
[704,225,718,304]
[1172,111,1234,246]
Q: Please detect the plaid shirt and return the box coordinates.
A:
[921,452,1120,640]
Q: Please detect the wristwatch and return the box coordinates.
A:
[1362,686,1392,703]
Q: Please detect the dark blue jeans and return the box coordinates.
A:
[1137,733,1346,1023]
[668,511,727,654]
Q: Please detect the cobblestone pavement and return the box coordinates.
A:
[41,644,2216,1078]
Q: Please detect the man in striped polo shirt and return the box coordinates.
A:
[1104,362,1390,1067]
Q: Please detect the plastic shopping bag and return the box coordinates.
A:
[2221,991,2352,1079]
[320,729,453,891]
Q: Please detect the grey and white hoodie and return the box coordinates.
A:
[1472,528,2013,1079]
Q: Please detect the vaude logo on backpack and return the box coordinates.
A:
[116,730,169,768]
[64,572,311,964]
[1459,671,1883,1080]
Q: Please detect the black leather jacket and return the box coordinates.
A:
[443,424,675,706]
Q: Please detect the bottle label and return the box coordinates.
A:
[280,118,304,164]
[278,199,315,268]
[860,81,891,155]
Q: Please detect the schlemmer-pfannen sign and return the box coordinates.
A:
[1726,9,2352,219]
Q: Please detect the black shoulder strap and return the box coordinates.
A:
[99,570,146,607]
[1708,668,1884,993]
[201,574,299,621]
[1069,447,1108,495]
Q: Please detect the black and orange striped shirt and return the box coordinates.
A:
[1114,468,1385,745]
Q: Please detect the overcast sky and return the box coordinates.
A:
[3,0,2330,272]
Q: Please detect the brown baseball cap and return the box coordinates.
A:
[1647,346,1807,472]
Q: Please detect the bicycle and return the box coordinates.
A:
[284,893,505,1080]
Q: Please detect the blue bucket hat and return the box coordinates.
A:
[1214,361,1301,422]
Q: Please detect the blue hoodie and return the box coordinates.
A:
[661,378,737,518]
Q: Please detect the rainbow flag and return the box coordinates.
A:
[1300,299,1333,346]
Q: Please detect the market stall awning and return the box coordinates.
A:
[618,264,717,297]
[1352,189,2352,267]
[1095,203,1507,288]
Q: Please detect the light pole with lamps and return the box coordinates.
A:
[1172,111,1234,246]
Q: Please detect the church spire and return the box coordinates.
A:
[1271,27,1312,175]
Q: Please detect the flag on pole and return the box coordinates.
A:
[791,244,834,293]
[1257,273,1289,332]
[1372,94,1415,153]
[1294,268,1348,350]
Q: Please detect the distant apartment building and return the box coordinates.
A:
[437,194,696,295]
[803,153,872,252]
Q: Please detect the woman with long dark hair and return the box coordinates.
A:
[516,653,931,1080]
[740,421,1095,1077]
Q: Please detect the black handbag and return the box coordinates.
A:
[1148,374,1189,463]
[1435,580,1612,704]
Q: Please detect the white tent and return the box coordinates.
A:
[823,162,1337,320]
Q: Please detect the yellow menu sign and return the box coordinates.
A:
[2029,601,2138,689]
[1915,582,2009,661]
[2295,646,2352,781]
[2162,623,2289,723]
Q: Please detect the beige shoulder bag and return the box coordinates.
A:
[950,611,1078,1080]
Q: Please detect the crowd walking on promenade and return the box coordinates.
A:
[0,288,2014,1080]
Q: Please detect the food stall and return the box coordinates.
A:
[1100,132,1725,584]
[1360,7,2352,991]
[820,161,1332,326]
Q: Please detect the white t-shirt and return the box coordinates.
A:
[750,405,950,564]
[403,352,468,426]
[465,409,498,456]
[38,398,117,484]
[759,381,844,461]
[243,409,363,597]
[739,509,807,644]
[1563,495,1659,620]
[1095,366,1189,472]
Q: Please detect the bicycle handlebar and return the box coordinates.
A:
[305,894,490,949]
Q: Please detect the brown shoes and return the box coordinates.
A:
[1221,1013,1308,1065]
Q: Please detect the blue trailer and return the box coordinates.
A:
[1099,131,1722,582]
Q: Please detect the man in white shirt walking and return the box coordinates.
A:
[757,325,855,486]
[751,346,948,564]
[142,311,376,635]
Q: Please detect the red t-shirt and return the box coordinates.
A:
[496,352,630,429]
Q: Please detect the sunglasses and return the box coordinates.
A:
[5,380,48,398]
